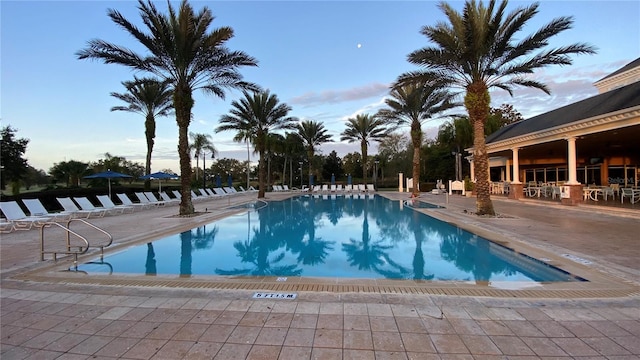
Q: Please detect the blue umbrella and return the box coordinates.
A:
[227,174,233,188]
[216,175,222,188]
[139,171,179,193]
[331,173,335,185]
[309,174,314,186]
[347,174,352,185]
[84,169,133,198]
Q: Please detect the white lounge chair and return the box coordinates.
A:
[142,192,167,206]
[0,219,14,233]
[172,190,183,200]
[117,193,151,210]
[336,184,343,192]
[321,184,329,192]
[57,197,102,218]
[159,191,180,205]
[358,184,366,192]
[97,195,134,213]
[366,184,376,192]
[330,184,337,192]
[73,197,109,217]
[0,201,51,230]
[212,188,229,197]
[190,190,206,202]
[344,184,353,192]
[22,198,74,222]
[248,186,258,192]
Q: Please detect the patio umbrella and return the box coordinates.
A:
[84,170,133,198]
[347,174,352,185]
[227,174,233,188]
[331,174,335,185]
[216,174,222,188]
[139,171,179,193]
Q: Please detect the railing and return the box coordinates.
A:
[40,218,113,266]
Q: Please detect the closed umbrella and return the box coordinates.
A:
[331,173,335,185]
[216,174,222,188]
[227,174,233,188]
[139,171,179,193]
[84,169,132,198]
[347,174,352,185]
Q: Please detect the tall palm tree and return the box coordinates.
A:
[396,0,596,215]
[189,132,217,183]
[216,90,298,198]
[296,120,333,185]
[111,77,173,190]
[377,83,456,198]
[77,0,258,215]
[340,114,389,185]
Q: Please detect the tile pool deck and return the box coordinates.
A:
[1,191,639,359]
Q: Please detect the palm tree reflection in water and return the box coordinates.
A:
[145,243,156,275]
[179,225,219,277]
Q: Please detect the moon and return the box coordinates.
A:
[357,43,362,48]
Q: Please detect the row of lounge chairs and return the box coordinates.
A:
[272,184,376,193]
[0,186,257,233]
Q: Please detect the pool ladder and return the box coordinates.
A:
[39,218,113,266]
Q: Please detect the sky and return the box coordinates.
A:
[2,0,639,174]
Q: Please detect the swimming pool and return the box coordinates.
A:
[74,194,582,283]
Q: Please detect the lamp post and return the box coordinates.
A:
[299,161,303,189]
[203,152,214,189]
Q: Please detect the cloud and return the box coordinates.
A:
[289,82,389,107]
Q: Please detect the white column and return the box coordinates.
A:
[506,159,511,182]
[511,148,521,184]
[470,160,475,182]
[566,137,580,185]
[398,173,404,192]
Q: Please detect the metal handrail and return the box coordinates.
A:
[40,218,113,266]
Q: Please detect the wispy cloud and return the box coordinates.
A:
[289,82,389,107]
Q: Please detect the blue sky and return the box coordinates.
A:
[2,0,639,174]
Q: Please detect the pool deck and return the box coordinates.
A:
[2,191,639,359]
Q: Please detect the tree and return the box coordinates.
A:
[111,77,173,190]
[297,120,333,185]
[77,0,258,215]
[340,114,389,185]
[396,0,595,214]
[189,132,217,184]
[49,160,90,187]
[0,125,29,191]
[322,150,344,180]
[217,90,297,198]
[378,83,456,197]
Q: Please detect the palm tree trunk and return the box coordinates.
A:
[411,120,422,197]
[175,85,194,215]
[361,142,368,185]
[144,113,155,191]
[246,140,250,190]
[258,148,266,198]
[465,82,494,216]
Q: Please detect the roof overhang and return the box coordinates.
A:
[474,105,640,154]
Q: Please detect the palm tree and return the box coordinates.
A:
[216,90,298,198]
[297,120,333,185]
[377,83,456,198]
[396,0,596,215]
[111,77,173,190]
[189,132,217,184]
[340,114,389,185]
[77,0,258,215]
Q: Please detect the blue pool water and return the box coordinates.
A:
[75,195,582,283]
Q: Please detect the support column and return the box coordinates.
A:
[509,148,523,199]
[469,160,475,182]
[562,137,583,205]
[505,159,511,182]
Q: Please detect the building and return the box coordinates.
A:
[474,58,640,204]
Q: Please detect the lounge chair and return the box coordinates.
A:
[223,187,238,194]
[212,188,229,197]
[344,184,353,192]
[0,201,52,230]
[0,219,14,233]
[22,198,74,222]
[321,184,329,192]
[159,191,180,205]
[330,184,337,192]
[172,190,183,200]
[358,184,366,192]
[117,193,151,210]
[73,197,109,217]
[57,197,102,218]
[336,184,343,192]
[97,195,134,213]
[366,184,376,192]
[190,190,207,202]
[142,192,167,206]
[248,186,258,192]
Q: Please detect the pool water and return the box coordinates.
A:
[75,194,582,283]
